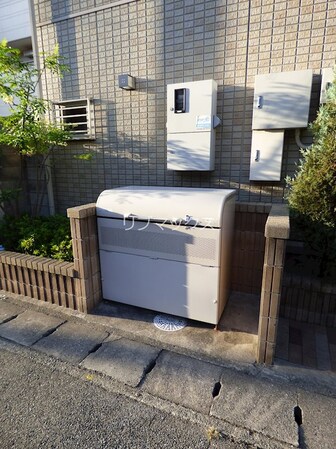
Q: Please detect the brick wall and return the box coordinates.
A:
[33,0,335,213]
[67,203,101,312]
[231,202,270,295]
[281,273,336,328]
[0,251,78,308]
[257,204,290,364]
[0,203,101,313]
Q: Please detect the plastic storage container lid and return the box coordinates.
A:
[96,186,235,228]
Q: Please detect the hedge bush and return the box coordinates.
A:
[0,214,73,262]
[286,71,336,278]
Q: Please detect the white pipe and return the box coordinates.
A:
[295,128,312,150]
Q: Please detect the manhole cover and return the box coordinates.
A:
[153,314,187,332]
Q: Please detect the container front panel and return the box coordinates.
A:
[100,250,219,324]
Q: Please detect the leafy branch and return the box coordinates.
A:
[0,40,70,216]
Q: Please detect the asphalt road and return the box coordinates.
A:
[0,345,250,449]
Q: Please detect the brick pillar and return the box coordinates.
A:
[257,205,290,364]
[67,203,101,313]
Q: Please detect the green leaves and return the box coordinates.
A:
[0,214,73,261]
[0,118,69,156]
[73,152,94,161]
[286,69,336,278]
[0,40,70,156]
[286,70,336,228]
[43,44,70,76]
[0,39,22,75]
[0,41,71,216]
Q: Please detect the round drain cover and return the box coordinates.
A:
[153,314,187,332]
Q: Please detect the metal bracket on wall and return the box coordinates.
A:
[213,116,221,128]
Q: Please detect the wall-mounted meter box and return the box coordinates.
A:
[167,79,219,171]
[252,69,313,130]
[320,68,334,104]
[249,130,284,181]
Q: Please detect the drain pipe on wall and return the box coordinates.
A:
[295,128,313,150]
[28,0,55,215]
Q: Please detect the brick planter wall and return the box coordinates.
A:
[0,203,101,313]
[0,252,77,308]
[67,203,101,312]
[256,205,290,364]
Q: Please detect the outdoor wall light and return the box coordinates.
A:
[118,74,136,90]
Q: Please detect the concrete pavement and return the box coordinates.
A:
[0,293,335,449]
[0,347,248,449]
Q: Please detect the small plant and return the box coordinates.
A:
[206,426,221,442]
[0,214,73,261]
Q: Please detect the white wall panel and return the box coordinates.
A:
[0,0,32,116]
[0,0,31,42]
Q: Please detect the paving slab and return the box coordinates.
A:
[91,297,257,365]
[0,310,64,346]
[33,321,109,364]
[141,350,223,414]
[0,301,24,324]
[81,338,160,387]
[298,390,336,449]
[211,368,298,447]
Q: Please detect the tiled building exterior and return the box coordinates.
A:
[33,0,335,213]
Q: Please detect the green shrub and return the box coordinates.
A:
[288,210,336,279]
[286,71,336,278]
[0,214,73,262]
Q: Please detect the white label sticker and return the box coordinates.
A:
[196,115,212,129]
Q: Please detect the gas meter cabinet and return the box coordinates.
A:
[96,186,235,325]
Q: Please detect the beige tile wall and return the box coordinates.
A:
[34,0,335,212]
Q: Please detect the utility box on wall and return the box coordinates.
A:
[252,69,313,130]
[250,69,313,181]
[167,79,219,171]
[249,130,284,181]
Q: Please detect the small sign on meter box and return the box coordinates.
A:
[196,115,211,130]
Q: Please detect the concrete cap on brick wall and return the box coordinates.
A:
[265,204,290,240]
[67,203,96,219]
